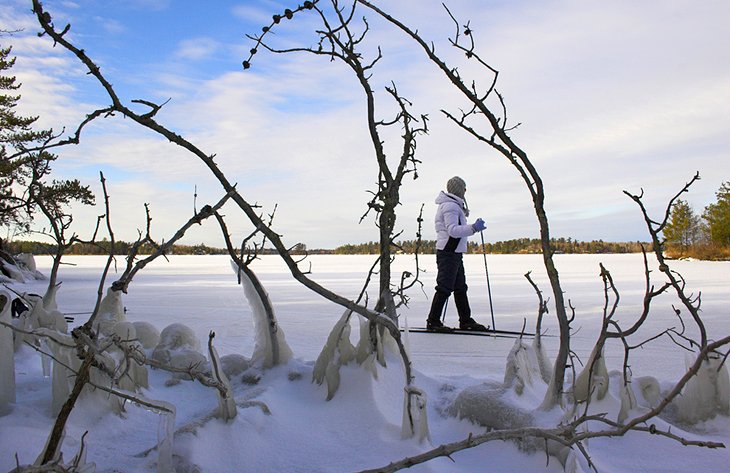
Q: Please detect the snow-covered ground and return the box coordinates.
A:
[1,253,729,472]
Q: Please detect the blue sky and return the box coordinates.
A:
[2,0,729,249]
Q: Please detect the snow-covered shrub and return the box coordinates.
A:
[0,291,16,405]
[671,354,730,424]
[132,320,161,349]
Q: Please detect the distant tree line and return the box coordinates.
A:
[333,238,646,255]
[1,238,228,256]
[1,239,318,256]
[5,237,647,257]
[662,181,730,260]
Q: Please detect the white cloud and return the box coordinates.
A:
[4,0,729,249]
[174,37,220,60]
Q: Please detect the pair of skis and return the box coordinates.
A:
[401,326,535,339]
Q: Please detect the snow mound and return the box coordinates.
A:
[132,321,161,349]
[151,323,207,379]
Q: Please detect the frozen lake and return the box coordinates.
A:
[4,252,729,473]
[28,253,730,382]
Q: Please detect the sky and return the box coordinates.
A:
[1,0,729,249]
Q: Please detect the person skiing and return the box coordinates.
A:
[426,176,488,332]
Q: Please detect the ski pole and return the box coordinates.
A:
[480,231,496,330]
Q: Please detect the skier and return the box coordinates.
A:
[426,176,488,332]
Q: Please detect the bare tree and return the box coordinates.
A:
[246,0,427,322]
[356,0,573,409]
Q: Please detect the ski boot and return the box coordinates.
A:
[459,318,489,332]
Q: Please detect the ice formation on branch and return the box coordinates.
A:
[354,314,391,379]
[402,386,430,442]
[573,345,608,404]
[32,428,96,472]
[207,332,237,421]
[30,327,78,415]
[112,322,149,391]
[0,253,44,284]
[313,309,356,400]
[533,333,553,384]
[233,263,292,368]
[0,291,16,405]
[503,337,548,396]
[94,287,126,336]
[14,253,45,280]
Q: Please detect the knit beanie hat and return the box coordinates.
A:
[447,176,466,198]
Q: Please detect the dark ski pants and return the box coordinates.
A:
[427,250,472,324]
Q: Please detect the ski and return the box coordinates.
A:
[401,327,535,338]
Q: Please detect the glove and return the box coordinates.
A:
[472,218,486,232]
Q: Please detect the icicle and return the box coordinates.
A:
[563,449,588,473]
[0,291,16,404]
[14,293,43,350]
[51,335,74,415]
[156,400,176,473]
[40,337,52,378]
[65,432,96,473]
[401,386,430,442]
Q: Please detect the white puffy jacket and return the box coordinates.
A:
[434,191,475,253]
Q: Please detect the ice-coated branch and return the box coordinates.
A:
[213,210,290,368]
